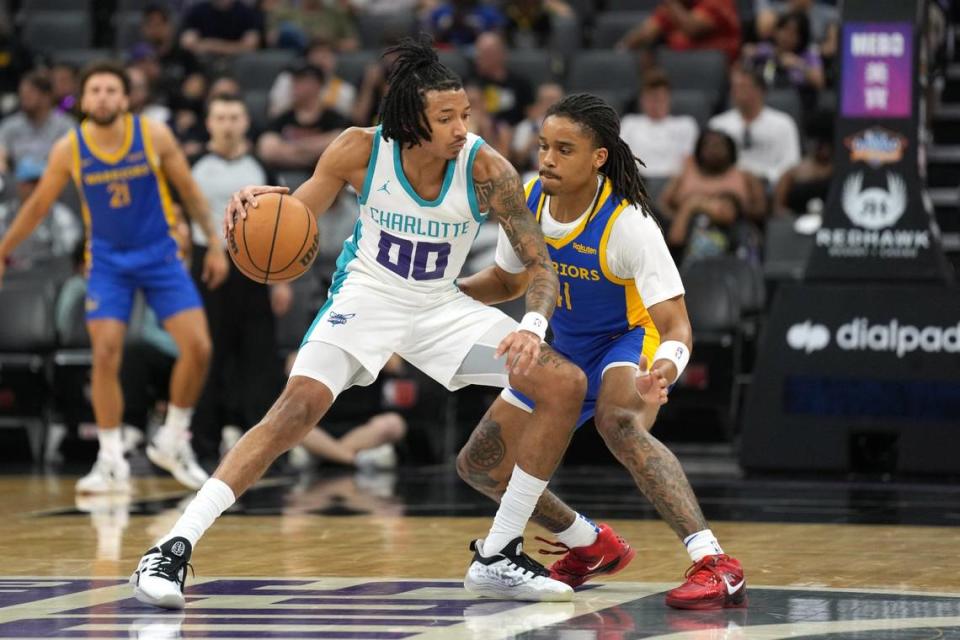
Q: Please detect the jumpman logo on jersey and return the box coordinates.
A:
[378,180,392,195]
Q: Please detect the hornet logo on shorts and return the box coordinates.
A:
[327,312,356,326]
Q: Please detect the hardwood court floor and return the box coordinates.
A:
[0,465,959,639]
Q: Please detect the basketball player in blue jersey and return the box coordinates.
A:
[131,36,587,607]
[456,94,748,610]
[0,62,228,494]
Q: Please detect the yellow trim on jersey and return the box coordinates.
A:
[599,199,658,332]
[641,331,660,367]
[139,117,179,241]
[69,129,94,270]
[543,178,613,250]
[80,113,134,165]
[523,177,538,199]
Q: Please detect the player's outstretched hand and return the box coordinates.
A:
[636,354,669,405]
[497,329,542,377]
[203,244,229,290]
[223,185,290,235]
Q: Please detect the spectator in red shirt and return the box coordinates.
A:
[617,0,741,63]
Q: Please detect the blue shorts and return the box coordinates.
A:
[501,327,659,428]
[85,237,202,323]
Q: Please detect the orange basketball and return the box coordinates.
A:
[227,193,319,284]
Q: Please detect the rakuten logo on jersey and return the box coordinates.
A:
[787,318,960,358]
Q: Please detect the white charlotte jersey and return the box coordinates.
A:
[340,126,487,294]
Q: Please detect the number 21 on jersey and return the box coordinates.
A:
[557,281,573,310]
[107,181,132,209]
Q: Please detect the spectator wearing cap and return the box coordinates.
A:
[617,0,741,63]
[0,72,74,174]
[708,63,801,184]
[621,70,699,179]
[257,64,352,171]
[180,0,263,58]
[269,39,357,120]
[0,158,80,270]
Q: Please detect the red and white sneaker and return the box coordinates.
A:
[538,523,637,588]
[665,554,747,610]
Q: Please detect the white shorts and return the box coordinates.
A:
[290,271,517,395]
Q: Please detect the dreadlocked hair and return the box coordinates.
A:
[545,93,650,211]
[379,34,463,148]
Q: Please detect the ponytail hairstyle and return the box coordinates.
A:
[545,93,649,211]
[379,34,463,148]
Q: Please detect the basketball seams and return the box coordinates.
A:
[269,203,314,275]
[262,195,285,284]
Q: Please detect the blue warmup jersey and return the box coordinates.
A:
[71,114,201,322]
[504,177,660,427]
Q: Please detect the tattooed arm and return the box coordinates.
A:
[472,146,558,375]
[472,146,558,319]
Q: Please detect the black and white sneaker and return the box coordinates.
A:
[130,537,193,609]
[464,536,574,602]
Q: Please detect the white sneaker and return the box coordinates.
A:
[147,434,209,490]
[76,456,131,494]
[464,537,574,602]
[219,425,242,457]
[130,536,192,610]
[354,443,398,470]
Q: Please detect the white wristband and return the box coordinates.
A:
[653,340,690,383]
[518,312,548,341]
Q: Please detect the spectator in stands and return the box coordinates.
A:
[0,158,80,271]
[189,94,287,463]
[773,109,833,216]
[352,48,399,126]
[257,64,351,170]
[471,32,535,127]
[621,69,698,179]
[269,39,357,120]
[50,63,79,118]
[0,72,74,174]
[617,0,741,64]
[708,64,801,184]
[169,72,209,157]
[428,0,505,48]
[134,3,200,98]
[180,0,263,58]
[743,11,824,95]
[348,0,420,15]
[263,0,359,52]
[126,65,171,124]
[502,0,573,49]
[510,81,563,176]
[464,81,512,158]
[659,129,766,263]
[209,75,242,100]
[0,9,30,98]
[755,0,837,47]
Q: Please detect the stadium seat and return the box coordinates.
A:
[437,50,470,80]
[593,11,650,47]
[232,50,299,93]
[23,11,93,51]
[0,282,59,461]
[113,11,143,51]
[606,0,660,10]
[116,0,154,10]
[243,90,270,132]
[766,87,803,125]
[763,214,813,282]
[656,49,728,109]
[670,89,714,128]
[335,50,378,87]
[20,0,91,12]
[51,49,114,70]
[566,50,639,110]
[506,49,557,86]
[548,13,582,56]
[356,13,416,49]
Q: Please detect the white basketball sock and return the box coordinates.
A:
[683,529,724,563]
[97,427,124,462]
[159,478,235,549]
[554,513,599,549]
[482,465,547,556]
[155,405,194,448]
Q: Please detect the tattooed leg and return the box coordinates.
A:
[456,399,578,533]
[594,368,709,540]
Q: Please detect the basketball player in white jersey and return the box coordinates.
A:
[131,36,586,606]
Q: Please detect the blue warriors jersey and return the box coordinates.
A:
[524,177,660,358]
[71,114,178,255]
